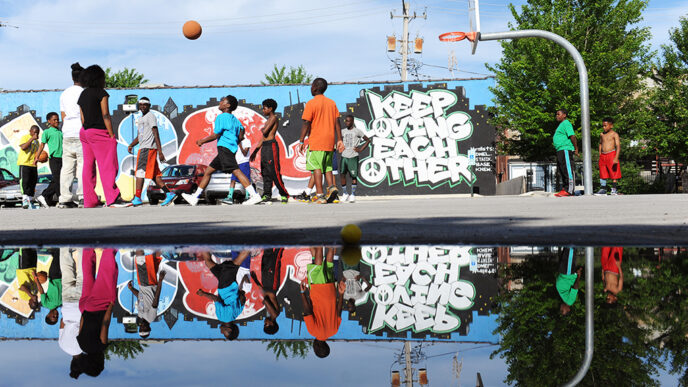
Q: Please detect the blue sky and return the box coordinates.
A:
[0,0,686,90]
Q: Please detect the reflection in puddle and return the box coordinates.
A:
[0,245,685,385]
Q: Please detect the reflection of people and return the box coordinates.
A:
[252,248,283,335]
[601,247,623,304]
[195,251,249,340]
[36,112,63,207]
[126,98,175,207]
[16,248,44,311]
[553,109,579,197]
[181,96,261,206]
[59,247,83,357]
[41,248,63,325]
[341,258,371,314]
[127,250,166,338]
[58,62,84,208]
[72,248,118,379]
[78,65,129,208]
[556,247,582,315]
[298,78,345,204]
[301,247,344,358]
[18,125,40,208]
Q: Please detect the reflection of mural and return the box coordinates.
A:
[0,80,496,195]
[0,246,498,341]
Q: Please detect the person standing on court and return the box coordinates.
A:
[58,63,84,208]
[553,109,579,197]
[36,112,63,207]
[77,65,130,208]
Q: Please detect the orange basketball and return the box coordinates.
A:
[183,20,202,40]
[38,151,48,163]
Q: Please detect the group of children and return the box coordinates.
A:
[13,77,372,208]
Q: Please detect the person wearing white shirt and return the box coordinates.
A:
[57,63,84,208]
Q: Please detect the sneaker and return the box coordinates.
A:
[348,194,356,203]
[554,190,571,197]
[594,188,607,196]
[220,198,234,205]
[161,192,177,206]
[29,202,40,209]
[181,193,199,206]
[309,193,319,203]
[332,195,340,204]
[610,190,618,196]
[295,191,309,202]
[22,199,29,209]
[315,195,328,204]
[326,186,339,203]
[108,197,133,208]
[57,201,78,209]
[243,194,262,205]
[340,193,349,202]
[78,199,84,208]
[131,196,143,207]
[261,195,272,203]
[280,196,289,204]
[37,195,49,208]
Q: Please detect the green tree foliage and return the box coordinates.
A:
[265,340,310,360]
[488,0,652,161]
[105,67,148,88]
[644,16,688,167]
[104,340,148,360]
[492,252,661,386]
[262,65,313,85]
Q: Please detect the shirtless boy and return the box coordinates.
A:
[596,117,621,195]
[601,247,623,305]
[250,98,289,203]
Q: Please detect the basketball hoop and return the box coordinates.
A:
[439,31,479,43]
[439,31,466,42]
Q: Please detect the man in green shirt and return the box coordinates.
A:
[552,109,579,197]
[556,247,582,315]
[36,112,63,207]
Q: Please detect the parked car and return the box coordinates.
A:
[147,164,206,205]
[0,172,79,207]
[0,168,18,189]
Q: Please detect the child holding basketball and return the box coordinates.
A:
[299,78,344,204]
[18,125,40,209]
[36,112,63,207]
[339,114,370,203]
[250,98,290,203]
[181,95,261,206]
[596,117,621,195]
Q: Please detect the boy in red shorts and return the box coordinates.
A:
[601,247,623,305]
[596,117,621,196]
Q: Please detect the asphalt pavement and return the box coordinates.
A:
[0,194,686,246]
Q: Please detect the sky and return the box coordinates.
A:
[0,0,686,90]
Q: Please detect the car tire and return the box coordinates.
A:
[204,191,216,205]
[149,197,159,205]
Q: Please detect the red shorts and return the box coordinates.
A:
[136,148,161,179]
[599,150,621,179]
[601,247,622,274]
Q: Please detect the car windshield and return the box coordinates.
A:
[1,169,15,181]
[163,166,193,177]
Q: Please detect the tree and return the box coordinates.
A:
[643,16,688,169]
[487,0,652,161]
[491,252,661,386]
[265,340,310,360]
[262,65,313,85]
[104,340,148,360]
[105,67,148,88]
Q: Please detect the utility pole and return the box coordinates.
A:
[391,1,425,81]
[404,342,413,387]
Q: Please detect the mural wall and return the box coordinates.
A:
[0,79,496,198]
[0,246,498,342]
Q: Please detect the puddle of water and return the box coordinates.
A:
[0,245,684,386]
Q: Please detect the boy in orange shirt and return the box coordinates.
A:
[299,78,344,204]
[300,246,344,358]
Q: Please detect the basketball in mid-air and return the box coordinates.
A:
[37,151,48,163]
[182,20,202,40]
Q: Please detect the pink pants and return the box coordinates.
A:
[79,248,118,313]
[80,128,120,207]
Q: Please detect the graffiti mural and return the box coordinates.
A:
[0,245,498,342]
[0,80,496,198]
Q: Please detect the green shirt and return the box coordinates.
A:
[553,120,575,151]
[42,278,62,310]
[41,127,63,158]
[556,273,579,306]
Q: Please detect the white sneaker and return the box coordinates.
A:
[243,195,262,205]
[181,193,199,206]
[340,193,349,202]
[348,194,356,203]
[37,195,49,208]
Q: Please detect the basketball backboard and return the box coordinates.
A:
[468,0,481,54]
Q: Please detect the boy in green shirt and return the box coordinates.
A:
[556,247,582,315]
[552,109,579,197]
[36,112,63,207]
